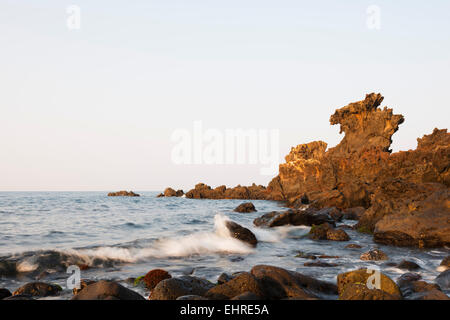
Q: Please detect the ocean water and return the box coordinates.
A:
[0,191,448,299]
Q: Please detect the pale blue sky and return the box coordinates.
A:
[1,0,449,191]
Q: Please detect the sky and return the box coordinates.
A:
[0,0,449,191]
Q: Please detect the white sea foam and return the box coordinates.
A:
[64,214,254,263]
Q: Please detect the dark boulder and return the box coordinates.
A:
[253,208,336,228]
[71,280,145,300]
[304,261,338,267]
[397,260,421,271]
[234,202,257,213]
[149,276,214,300]
[0,260,17,277]
[0,288,12,300]
[308,223,350,241]
[225,221,258,247]
[250,265,337,299]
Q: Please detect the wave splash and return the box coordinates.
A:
[6,214,255,273]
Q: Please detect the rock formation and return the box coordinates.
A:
[107,191,140,197]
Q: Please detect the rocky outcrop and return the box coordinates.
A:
[234,202,257,213]
[225,221,258,247]
[265,93,449,248]
[107,191,140,197]
[162,188,184,197]
[185,183,267,200]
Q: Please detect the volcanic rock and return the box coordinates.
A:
[149,276,214,300]
[71,280,145,300]
[225,221,258,247]
[234,202,257,213]
[107,191,140,197]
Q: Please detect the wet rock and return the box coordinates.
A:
[250,265,337,299]
[308,223,350,241]
[304,261,338,267]
[107,190,140,197]
[360,249,388,261]
[143,269,172,290]
[225,221,258,247]
[149,276,214,300]
[217,273,233,285]
[327,229,350,241]
[13,282,62,297]
[205,272,265,300]
[73,279,96,295]
[440,256,450,271]
[176,295,208,300]
[71,280,145,300]
[397,260,421,271]
[345,244,362,249]
[320,207,343,222]
[234,202,257,213]
[0,260,17,276]
[398,276,449,300]
[342,207,365,220]
[0,288,12,300]
[295,251,317,260]
[231,292,261,300]
[337,268,401,298]
[254,208,336,228]
[339,284,401,300]
[156,193,164,197]
[435,270,450,290]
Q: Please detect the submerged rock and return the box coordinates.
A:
[225,221,258,247]
[13,282,61,297]
[71,280,145,300]
[149,276,214,300]
[360,249,388,261]
[107,190,140,197]
[397,260,421,271]
[0,260,17,277]
[234,202,257,213]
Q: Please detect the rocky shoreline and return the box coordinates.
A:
[161,93,450,249]
[1,93,448,301]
